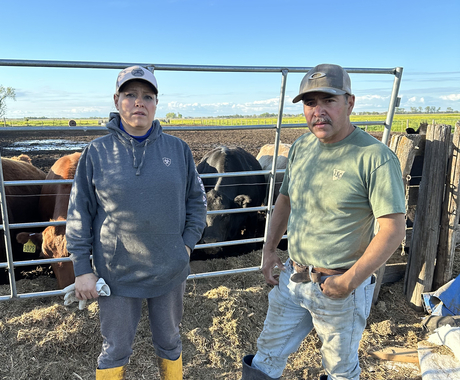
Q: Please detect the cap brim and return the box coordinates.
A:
[292,87,347,103]
[117,78,158,94]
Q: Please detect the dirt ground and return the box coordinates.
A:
[0,127,458,379]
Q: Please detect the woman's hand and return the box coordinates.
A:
[75,273,99,300]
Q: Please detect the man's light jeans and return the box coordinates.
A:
[252,259,375,379]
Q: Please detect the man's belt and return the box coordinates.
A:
[290,259,348,283]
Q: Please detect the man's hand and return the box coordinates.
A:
[319,274,352,299]
[75,273,99,300]
[323,213,406,296]
[260,194,290,286]
[261,246,285,285]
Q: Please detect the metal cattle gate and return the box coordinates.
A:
[0,59,403,301]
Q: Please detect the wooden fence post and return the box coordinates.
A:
[372,133,421,304]
[404,124,452,310]
[434,122,460,288]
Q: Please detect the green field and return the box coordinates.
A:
[3,114,460,133]
[162,114,460,133]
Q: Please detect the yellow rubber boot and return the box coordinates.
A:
[95,365,127,380]
[158,353,183,379]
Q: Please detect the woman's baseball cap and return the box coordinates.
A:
[292,64,352,103]
[116,66,158,94]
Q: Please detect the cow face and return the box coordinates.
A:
[16,232,43,251]
[16,225,74,289]
[200,189,253,255]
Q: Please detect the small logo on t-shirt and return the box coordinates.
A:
[333,169,345,181]
[163,157,171,166]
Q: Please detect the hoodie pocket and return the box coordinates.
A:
[107,233,189,287]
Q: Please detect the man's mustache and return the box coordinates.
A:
[312,117,332,126]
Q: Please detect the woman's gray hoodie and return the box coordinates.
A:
[66,113,207,298]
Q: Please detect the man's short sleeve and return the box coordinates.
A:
[368,157,406,218]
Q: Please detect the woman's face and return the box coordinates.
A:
[114,80,158,136]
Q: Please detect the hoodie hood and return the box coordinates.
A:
[106,112,163,175]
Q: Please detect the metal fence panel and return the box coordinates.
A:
[0,59,402,301]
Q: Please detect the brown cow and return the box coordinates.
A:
[0,156,46,283]
[10,154,34,164]
[1,156,46,224]
[16,152,81,289]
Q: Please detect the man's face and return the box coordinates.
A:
[114,80,158,136]
[302,92,355,144]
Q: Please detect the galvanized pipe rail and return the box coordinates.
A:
[0,59,397,75]
[0,59,403,301]
[0,121,385,133]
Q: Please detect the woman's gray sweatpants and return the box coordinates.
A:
[97,281,186,369]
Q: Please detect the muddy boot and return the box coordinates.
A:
[95,365,127,379]
[241,355,281,380]
[158,352,182,379]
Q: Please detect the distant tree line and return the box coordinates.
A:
[22,116,104,119]
[351,106,458,116]
[351,111,387,115]
[165,112,303,119]
[394,106,458,114]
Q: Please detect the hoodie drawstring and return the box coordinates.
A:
[136,140,149,176]
[130,139,137,168]
[129,139,150,176]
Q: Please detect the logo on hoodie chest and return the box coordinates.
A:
[163,157,172,166]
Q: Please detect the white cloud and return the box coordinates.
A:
[356,95,388,101]
[351,94,390,112]
[68,107,106,114]
[406,96,425,104]
[251,98,279,106]
[163,98,282,116]
[440,94,460,101]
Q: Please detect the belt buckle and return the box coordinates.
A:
[291,272,311,283]
[290,260,323,284]
[291,271,322,284]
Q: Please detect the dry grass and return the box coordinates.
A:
[1,247,449,380]
[1,119,458,379]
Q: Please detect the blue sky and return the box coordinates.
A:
[1,0,459,119]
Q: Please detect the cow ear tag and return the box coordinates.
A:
[23,239,37,253]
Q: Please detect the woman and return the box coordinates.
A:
[66,66,207,379]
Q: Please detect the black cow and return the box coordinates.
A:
[195,146,267,257]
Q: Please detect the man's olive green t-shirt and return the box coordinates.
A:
[279,127,405,269]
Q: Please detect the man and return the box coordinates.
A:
[241,64,406,380]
